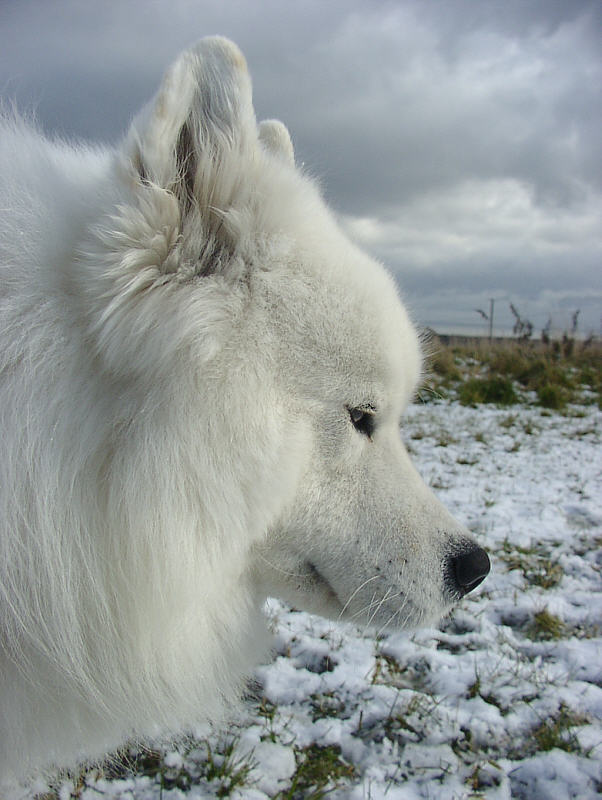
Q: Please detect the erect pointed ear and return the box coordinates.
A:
[126,37,257,214]
[258,119,295,166]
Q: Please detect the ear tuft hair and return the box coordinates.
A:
[175,120,197,214]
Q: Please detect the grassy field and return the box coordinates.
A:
[423,334,601,411]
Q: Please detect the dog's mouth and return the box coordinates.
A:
[304,561,343,610]
[306,561,431,629]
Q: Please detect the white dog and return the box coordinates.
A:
[0,37,489,782]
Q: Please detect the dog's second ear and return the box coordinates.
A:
[125,37,258,217]
[258,120,295,166]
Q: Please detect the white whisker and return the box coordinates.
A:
[350,589,380,623]
[365,586,396,634]
[338,574,381,620]
[252,550,307,579]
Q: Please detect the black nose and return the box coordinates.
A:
[451,547,490,595]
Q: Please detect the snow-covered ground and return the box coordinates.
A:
[12,399,602,799]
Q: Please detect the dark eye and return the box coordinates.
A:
[348,406,376,438]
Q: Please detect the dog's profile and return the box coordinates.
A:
[0,37,489,782]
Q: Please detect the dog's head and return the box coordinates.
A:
[248,239,490,629]
[106,37,489,631]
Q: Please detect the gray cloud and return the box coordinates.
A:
[1,0,600,336]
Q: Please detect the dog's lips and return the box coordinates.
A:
[305,561,343,610]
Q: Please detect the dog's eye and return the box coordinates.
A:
[348,406,375,438]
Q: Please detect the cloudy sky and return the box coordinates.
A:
[1,0,600,336]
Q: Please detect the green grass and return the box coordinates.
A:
[459,376,519,406]
[275,744,355,799]
[525,609,567,641]
[310,691,347,722]
[93,738,257,797]
[202,738,257,797]
[499,541,563,589]
[428,346,463,383]
[424,336,601,409]
[537,383,567,409]
[531,704,590,755]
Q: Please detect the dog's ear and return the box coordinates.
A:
[125,37,257,219]
[258,119,294,166]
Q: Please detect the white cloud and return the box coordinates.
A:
[341,177,601,335]
[342,178,601,268]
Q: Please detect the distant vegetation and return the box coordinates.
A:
[422,334,601,410]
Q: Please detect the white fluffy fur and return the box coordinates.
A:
[0,38,484,783]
